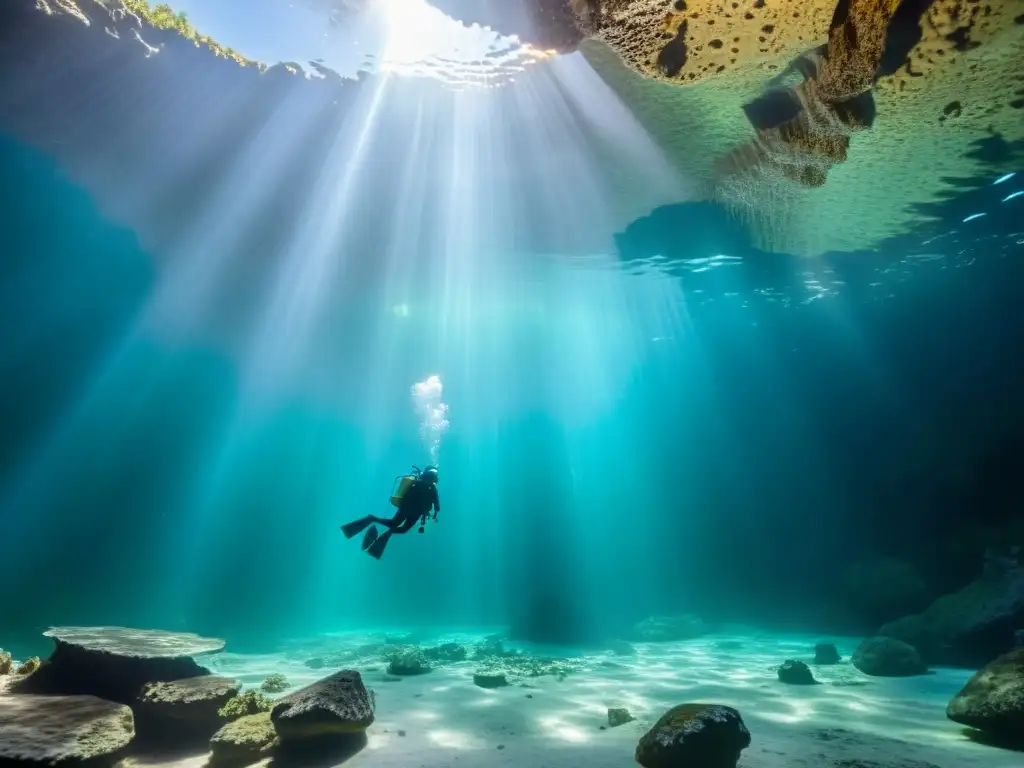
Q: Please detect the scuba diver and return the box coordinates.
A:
[340,465,440,560]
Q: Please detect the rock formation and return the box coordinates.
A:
[851,636,928,676]
[209,711,278,764]
[0,695,136,765]
[778,658,818,684]
[879,564,1024,667]
[386,647,432,676]
[636,703,751,768]
[608,706,635,726]
[946,648,1024,747]
[13,626,225,704]
[134,676,241,742]
[270,670,375,741]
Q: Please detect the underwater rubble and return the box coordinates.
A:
[2,616,1024,766]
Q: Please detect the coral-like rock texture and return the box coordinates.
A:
[0,695,135,764]
[946,648,1024,746]
[210,711,278,763]
[571,0,834,84]
[137,675,241,721]
[635,703,751,768]
[14,626,224,703]
[270,670,375,741]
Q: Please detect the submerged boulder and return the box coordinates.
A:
[210,711,278,764]
[473,671,508,689]
[879,566,1024,667]
[0,695,135,764]
[270,670,374,741]
[852,637,927,677]
[630,614,707,643]
[946,648,1024,746]
[135,675,240,741]
[635,703,750,768]
[608,707,634,727]
[778,659,817,685]
[814,643,842,665]
[387,647,431,676]
[13,626,224,703]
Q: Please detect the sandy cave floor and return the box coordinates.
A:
[114,630,1024,768]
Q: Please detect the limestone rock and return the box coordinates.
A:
[630,614,707,642]
[0,694,135,764]
[778,659,817,685]
[852,637,927,677]
[572,0,834,86]
[608,706,634,727]
[576,0,1024,256]
[386,647,431,676]
[136,675,241,737]
[14,626,224,704]
[946,648,1024,745]
[635,703,750,768]
[814,643,841,665]
[473,671,509,689]
[270,670,374,741]
[210,711,278,763]
[879,567,1024,667]
[43,626,224,657]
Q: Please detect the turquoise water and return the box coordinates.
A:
[1,3,1024,767]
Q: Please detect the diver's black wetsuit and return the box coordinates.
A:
[339,476,441,559]
[370,479,440,532]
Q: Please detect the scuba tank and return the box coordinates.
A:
[388,465,434,533]
[389,465,422,507]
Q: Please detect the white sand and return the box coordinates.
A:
[124,631,1021,768]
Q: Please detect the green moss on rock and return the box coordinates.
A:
[218,690,273,720]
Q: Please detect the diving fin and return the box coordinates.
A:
[340,516,374,539]
[362,525,379,551]
[366,530,392,560]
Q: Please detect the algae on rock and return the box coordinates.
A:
[218,690,273,720]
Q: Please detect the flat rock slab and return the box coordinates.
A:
[271,670,374,742]
[135,676,241,743]
[43,627,225,658]
[138,675,240,717]
[15,627,225,704]
[0,694,135,763]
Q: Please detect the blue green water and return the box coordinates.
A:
[2,125,1022,664]
[1,0,1024,670]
